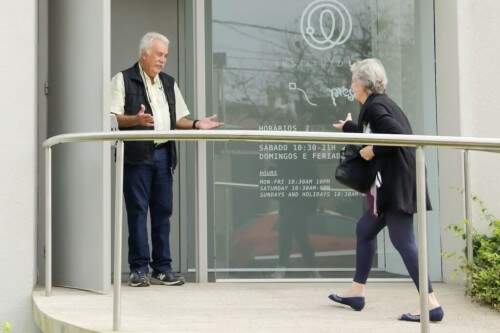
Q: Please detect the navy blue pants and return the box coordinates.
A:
[123,147,173,274]
[354,210,433,293]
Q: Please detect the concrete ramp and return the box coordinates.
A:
[33,283,500,333]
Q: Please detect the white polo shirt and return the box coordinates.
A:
[110,64,190,144]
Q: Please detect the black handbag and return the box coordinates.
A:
[335,145,377,193]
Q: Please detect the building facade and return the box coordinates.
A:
[1,0,499,331]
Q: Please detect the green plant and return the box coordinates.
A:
[2,322,12,333]
[444,196,500,311]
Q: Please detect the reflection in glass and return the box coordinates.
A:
[208,0,436,279]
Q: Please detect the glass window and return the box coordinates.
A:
[207,0,440,280]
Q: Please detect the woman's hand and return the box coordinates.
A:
[333,113,352,130]
[360,145,375,161]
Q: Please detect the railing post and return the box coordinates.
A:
[45,147,52,297]
[194,0,209,283]
[463,150,473,288]
[416,146,430,333]
[113,140,124,331]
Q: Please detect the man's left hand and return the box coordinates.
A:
[197,115,222,129]
[360,145,375,161]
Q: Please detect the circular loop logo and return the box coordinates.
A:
[300,0,353,51]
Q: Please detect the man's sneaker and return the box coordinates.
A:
[128,271,150,287]
[151,271,185,286]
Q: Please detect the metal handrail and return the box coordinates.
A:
[43,129,500,149]
[43,129,495,333]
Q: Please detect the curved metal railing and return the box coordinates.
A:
[43,129,500,333]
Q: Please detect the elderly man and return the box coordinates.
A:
[110,32,220,287]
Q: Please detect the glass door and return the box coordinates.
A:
[207,0,441,281]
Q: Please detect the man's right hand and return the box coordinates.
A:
[136,104,154,127]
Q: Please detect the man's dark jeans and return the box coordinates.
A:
[123,146,173,274]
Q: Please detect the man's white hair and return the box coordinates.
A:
[350,58,388,94]
[139,32,170,57]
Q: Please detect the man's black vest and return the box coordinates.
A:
[121,62,177,168]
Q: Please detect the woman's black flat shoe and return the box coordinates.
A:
[328,294,365,311]
[399,306,444,322]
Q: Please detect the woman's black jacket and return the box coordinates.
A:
[342,93,431,214]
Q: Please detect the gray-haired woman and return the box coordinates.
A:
[329,58,444,322]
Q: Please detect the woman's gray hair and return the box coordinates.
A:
[139,32,170,57]
[350,58,388,94]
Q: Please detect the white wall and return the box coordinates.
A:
[436,0,500,282]
[457,0,500,232]
[435,0,465,283]
[0,0,38,332]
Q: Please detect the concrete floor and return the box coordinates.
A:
[33,283,500,333]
